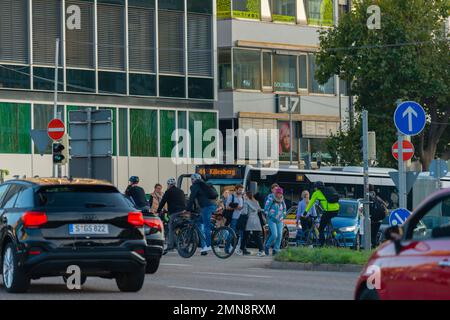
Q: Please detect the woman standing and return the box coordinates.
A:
[239,191,265,257]
[264,187,287,256]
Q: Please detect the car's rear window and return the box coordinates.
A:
[338,201,358,218]
[36,185,130,209]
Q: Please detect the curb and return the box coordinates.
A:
[270,260,362,273]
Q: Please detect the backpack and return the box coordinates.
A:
[199,181,218,200]
[320,186,339,204]
[370,196,388,222]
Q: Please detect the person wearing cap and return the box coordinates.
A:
[157,177,187,254]
[125,176,148,210]
[187,173,218,255]
[264,187,287,256]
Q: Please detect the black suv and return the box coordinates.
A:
[0,178,147,293]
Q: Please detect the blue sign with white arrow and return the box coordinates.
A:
[394,101,426,136]
[389,208,411,226]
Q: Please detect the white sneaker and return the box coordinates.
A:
[235,249,242,256]
[201,246,212,253]
[256,251,265,257]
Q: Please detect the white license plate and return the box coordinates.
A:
[69,224,109,235]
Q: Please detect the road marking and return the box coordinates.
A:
[168,285,254,297]
[193,271,272,279]
[161,263,193,267]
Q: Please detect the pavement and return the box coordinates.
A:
[0,250,358,300]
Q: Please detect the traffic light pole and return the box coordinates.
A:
[53,38,60,178]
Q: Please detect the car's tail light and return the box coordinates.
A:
[128,212,144,227]
[144,217,163,232]
[134,249,145,255]
[22,211,48,228]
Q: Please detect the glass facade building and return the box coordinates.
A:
[0,0,218,190]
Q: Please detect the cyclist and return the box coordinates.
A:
[125,176,148,210]
[157,177,187,254]
[303,181,340,247]
[187,173,218,256]
[296,190,317,232]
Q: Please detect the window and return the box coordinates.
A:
[232,0,261,20]
[411,196,450,241]
[309,54,335,94]
[219,49,232,90]
[304,0,334,26]
[15,188,34,208]
[188,14,213,77]
[3,186,21,209]
[129,73,156,96]
[298,55,308,90]
[98,71,126,94]
[233,49,261,90]
[262,52,272,88]
[188,77,214,100]
[128,5,155,73]
[130,109,157,157]
[0,103,31,154]
[118,108,128,156]
[273,54,297,92]
[0,185,10,205]
[33,67,63,91]
[272,0,296,22]
[159,9,185,75]
[129,0,154,8]
[159,0,184,11]
[66,0,94,68]
[66,69,95,92]
[33,104,64,154]
[0,65,30,89]
[0,0,28,63]
[160,110,176,158]
[188,0,212,14]
[32,0,62,66]
[159,75,185,98]
[98,2,125,70]
[189,112,217,159]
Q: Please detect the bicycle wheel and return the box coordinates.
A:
[176,225,199,258]
[211,226,237,259]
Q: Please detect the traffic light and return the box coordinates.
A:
[52,135,69,165]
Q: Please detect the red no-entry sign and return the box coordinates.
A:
[47,119,65,141]
[392,140,414,161]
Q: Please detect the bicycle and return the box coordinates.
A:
[176,211,238,259]
[297,215,341,248]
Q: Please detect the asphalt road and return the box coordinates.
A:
[0,250,359,300]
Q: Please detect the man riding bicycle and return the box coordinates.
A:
[157,178,187,255]
[303,181,340,247]
[186,173,218,256]
[125,176,148,210]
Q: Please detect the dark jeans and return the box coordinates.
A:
[241,230,264,251]
[318,210,339,246]
[371,221,381,248]
[167,211,185,250]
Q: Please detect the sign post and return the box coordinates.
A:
[394,101,426,209]
[362,110,371,250]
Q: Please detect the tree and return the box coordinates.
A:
[316,0,450,170]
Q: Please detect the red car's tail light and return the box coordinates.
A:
[128,212,144,227]
[22,211,48,228]
[144,218,163,232]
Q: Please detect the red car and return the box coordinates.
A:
[355,188,450,300]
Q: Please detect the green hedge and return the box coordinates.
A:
[275,247,373,265]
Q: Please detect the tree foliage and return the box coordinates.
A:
[316,0,450,169]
